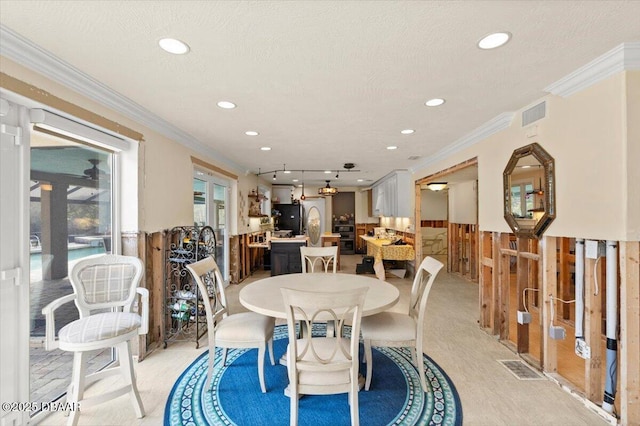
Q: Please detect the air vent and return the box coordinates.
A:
[522,101,546,127]
[498,360,544,380]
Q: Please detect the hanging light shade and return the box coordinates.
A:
[427,182,447,192]
[300,172,306,200]
[318,180,338,196]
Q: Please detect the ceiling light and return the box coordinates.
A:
[318,180,338,196]
[324,170,331,174]
[427,182,447,192]
[260,146,271,151]
[272,172,277,180]
[284,170,291,174]
[245,131,259,136]
[425,98,445,107]
[357,179,364,182]
[292,179,299,182]
[401,129,415,135]
[217,101,236,109]
[477,32,511,50]
[158,38,190,54]
[387,146,398,150]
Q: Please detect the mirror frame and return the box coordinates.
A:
[503,142,556,239]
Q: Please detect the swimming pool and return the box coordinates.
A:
[30,246,106,271]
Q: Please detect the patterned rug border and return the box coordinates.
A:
[165,325,462,426]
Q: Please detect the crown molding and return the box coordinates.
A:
[0,25,243,175]
[410,112,514,174]
[545,42,640,98]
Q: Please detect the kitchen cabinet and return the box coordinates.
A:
[371,171,411,217]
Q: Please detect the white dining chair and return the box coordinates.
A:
[361,256,444,392]
[281,286,368,426]
[300,245,338,273]
[186,255,275,392]
[41,254,149,426]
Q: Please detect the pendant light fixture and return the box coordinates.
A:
[300,171,306,200]
[318,180,338,196]
[254,169,261,201]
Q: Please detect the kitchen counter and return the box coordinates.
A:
[269,236,309,245]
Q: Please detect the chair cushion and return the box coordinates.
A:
[361,312,416,341]
[59,312,141,344]
[216,312,274,343]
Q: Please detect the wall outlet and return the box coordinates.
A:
[517,311,531,324]
[575,339,591,359]
[549,325,566,340]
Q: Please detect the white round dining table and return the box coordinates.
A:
[239,273,399,319]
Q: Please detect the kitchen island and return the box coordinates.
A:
[269,236,309,276]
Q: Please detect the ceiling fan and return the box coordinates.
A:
[83,159,108,180]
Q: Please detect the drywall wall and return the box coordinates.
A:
[413,71,634,241]
[0,57,258,234]
[626,71,640,240]
[421,189,448,220]
[448,180,477,224]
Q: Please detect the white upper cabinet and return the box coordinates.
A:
[371,171,411,217]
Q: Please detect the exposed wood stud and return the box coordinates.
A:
[585,255,603,401]
[620,241,640,425]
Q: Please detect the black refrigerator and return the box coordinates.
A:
[273,203,303,235]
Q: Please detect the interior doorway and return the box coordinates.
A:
[415,159,478,281]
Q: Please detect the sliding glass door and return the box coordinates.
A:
[29,128,115,414]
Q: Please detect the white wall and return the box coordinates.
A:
[413,71,638,241]
[448,181,477,225]
[421,189,448,220]
[0,57,261,235]
[625,72,640,240]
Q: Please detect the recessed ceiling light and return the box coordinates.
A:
[292,179,299,182]
[324,170,331,174]
[245,131,259,136]
[425,98,445,107]
[387,146,398,150]
[284,170,291,174]
[260,146,271,151]
[158,38,190,55]
[477,32,511,50]
[217,101,236,109]
[401,129,415,135]
[357,179,364,182]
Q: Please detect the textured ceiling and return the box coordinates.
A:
[1,1,639,186]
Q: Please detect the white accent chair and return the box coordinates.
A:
[361,256,444,392]
[186,255,275,392]
[300,245,338,273]
[41,254,149,426]
[281,286,368,426]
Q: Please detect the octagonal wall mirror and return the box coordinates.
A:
[503,142,555,238]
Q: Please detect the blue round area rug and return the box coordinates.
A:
[165,325,462,426]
